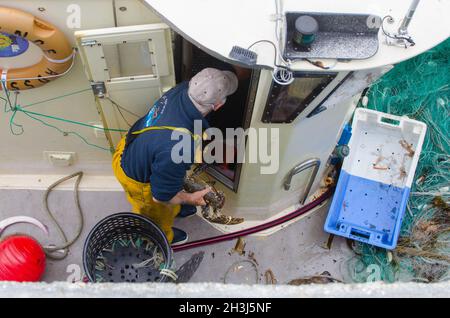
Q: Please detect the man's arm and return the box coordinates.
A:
[150,150,211,206]
[154,188,211,206]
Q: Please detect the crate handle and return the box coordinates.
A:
[380,117,400,126]
[378,113,403,127]
[284,158,321,204]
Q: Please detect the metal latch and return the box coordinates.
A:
[90,81,107,98]
[81,39,98,46]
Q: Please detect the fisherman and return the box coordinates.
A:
[113,68,238,245]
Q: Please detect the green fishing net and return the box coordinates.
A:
[347,38,450,283]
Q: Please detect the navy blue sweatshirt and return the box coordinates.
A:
[121,82,209,202]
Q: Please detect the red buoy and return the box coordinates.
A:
[0,235,46,282]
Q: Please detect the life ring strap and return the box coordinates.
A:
[44,51,76,64]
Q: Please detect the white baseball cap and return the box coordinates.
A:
[188,68,238,112]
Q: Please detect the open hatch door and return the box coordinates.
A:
[75,24,176,149]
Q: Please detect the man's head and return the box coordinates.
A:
[188,68,238,116]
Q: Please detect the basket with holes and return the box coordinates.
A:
[325,108,427,249]
[83,213,174,283]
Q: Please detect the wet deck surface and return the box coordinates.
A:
[0,189,353,284]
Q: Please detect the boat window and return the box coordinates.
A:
[262,73,337,123]
[103,41,154,79]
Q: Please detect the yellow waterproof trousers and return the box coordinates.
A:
[112,137,181,242]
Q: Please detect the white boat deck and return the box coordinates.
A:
[0,188,353,284]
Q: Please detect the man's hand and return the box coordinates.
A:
[184,188,211,206]
[154,188,211,206]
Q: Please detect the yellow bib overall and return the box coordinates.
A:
[112,127,202,243]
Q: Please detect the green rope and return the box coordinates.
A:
[349,38,450,283]
[14,106,127,133]
[18,108,112,152]
[1,89,127,152]
[6,88,92,112]
[9,108,24,136]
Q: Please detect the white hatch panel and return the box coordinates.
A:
[75,24,175,147]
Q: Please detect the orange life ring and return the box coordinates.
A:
[0,7,74,90]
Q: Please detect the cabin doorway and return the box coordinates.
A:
[176,36,260,191]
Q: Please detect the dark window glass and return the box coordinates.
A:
[263,73,337,123]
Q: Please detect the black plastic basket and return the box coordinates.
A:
[83,213,173,283]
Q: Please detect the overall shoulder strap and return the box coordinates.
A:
[126,126,204,164]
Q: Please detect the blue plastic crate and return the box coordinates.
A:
[324,109,427,249]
